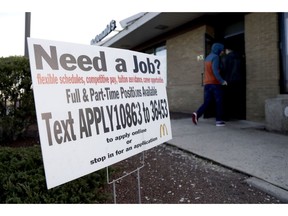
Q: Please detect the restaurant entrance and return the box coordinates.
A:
[203,15,246,120]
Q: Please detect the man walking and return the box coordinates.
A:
[192,43,227,126]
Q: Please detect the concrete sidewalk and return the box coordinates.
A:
[167,117,288,202]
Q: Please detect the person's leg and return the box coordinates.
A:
[214,85,224,122]
[196,85,213,118]
[222,85,230,121]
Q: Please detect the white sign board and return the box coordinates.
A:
[28,38,172,189]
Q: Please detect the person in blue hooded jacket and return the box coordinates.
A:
[192,43,227,126]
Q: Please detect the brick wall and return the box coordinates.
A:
[166,25,207,113]
[245,13,280,121]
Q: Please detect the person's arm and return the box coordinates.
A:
[212,56,227,85]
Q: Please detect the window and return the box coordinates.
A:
[155,45,167,56]
[280,13,288,93]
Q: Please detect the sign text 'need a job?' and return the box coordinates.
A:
[33,44,162,75]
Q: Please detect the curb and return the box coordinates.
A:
[245,177,288,203]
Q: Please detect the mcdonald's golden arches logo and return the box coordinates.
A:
[160,124,168,138]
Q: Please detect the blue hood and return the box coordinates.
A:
[211,43,224,55]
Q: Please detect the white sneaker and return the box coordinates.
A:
[216,121,225,126]
[192,112,198,125]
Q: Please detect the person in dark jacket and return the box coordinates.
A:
[192,43,227,126]
[221,47,245,120]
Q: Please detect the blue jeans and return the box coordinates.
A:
[196,84,224,122]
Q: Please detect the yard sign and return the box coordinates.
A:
[28,38,172,189]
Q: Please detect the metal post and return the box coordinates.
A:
[137,168,141,203]
[106,152,145,204]
[112,181,117,204]
[24,12,31,57]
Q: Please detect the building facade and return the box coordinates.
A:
[99,12,288,127]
